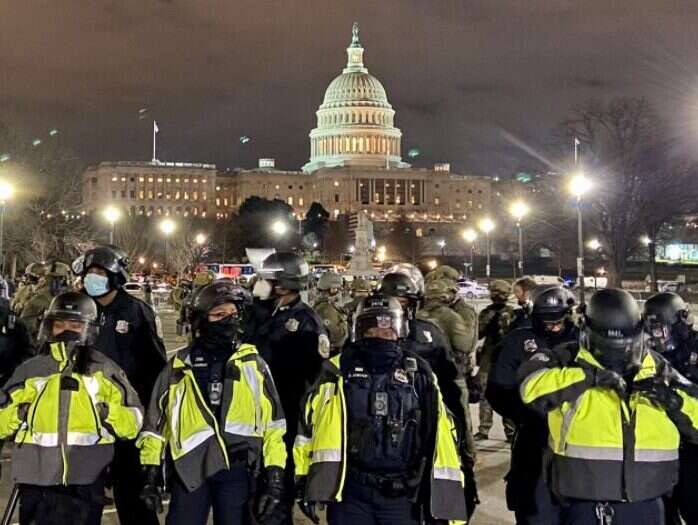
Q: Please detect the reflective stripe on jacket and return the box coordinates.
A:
[0,342,143,486]
[294,354,467,523]
[520,347,698,502]
[137,343,286,492]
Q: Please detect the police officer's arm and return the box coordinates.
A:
[98,360,145,440]
[0,361,37,439]
[517,349,591,415]
[134,302,167,401]
[293,372,327,481]
[486,333,530,424]
[136,364,172,466]
[257,357,288,469]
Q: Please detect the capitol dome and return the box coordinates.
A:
[302,24,408,173]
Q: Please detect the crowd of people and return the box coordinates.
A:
[0,246,696,525]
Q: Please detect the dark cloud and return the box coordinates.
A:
[1,0,698,174]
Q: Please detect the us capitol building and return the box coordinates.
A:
[82,24,493,225]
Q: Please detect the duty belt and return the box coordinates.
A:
[347,469,409,497]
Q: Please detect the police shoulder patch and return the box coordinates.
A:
[422,330,433,343]
[523,339,538,353]
[530,353,550,362]
[318,334,330,359]
[394,369,409,383]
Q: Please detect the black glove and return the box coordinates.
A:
[256,466,285,524]
[467,373,482,404]
[295,476,320,524]
[588,368,627,397]
[463,465,480,519]
[638,381,684,412]
[139,466,163,513]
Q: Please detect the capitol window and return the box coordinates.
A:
[148,178,153,183]
[166,178,171,183]
[299,197,304,206]
[139,177,145,182]
[148,190,154,199]
[138,190,144,199]
[434,197,440,205]
[157,178,162,183]
[111,177,118,182]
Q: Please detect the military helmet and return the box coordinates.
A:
[353,293,408,341]
[37,291,100,346]
[386,263,424,295]
[380,272,421,300]
[193,271,215,287]
[189,280,253,335]
[75,246,129,287]
[317,271,344,291]
[47,261,71,277]
[259,252,310,291]
[582,288,644,374]
[425,265,460,283]
[424,279,453,302]
[350,277,371,293]
[25,262,48,279]
[643,292,691,329]
[489,280,511,301]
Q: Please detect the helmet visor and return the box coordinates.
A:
[354,312,406,341]
[37,317,94,346]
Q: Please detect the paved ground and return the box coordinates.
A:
[0,306,514,524]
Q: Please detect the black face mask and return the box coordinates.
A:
[201,315,240,353]
[356,337,401,372]
[54,331,83,344]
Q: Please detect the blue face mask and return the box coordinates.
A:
[84,273,110,297]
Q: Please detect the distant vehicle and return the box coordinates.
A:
[659,281,683,293]
[123,282,144,300]
[573,276,608,289]
[532,275,567,287]
[202,263,256,284]
[457,279,490,299]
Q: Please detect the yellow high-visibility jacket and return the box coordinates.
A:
[294,353,468,523]
[519,347,698,502]
[137,343,286,492]
[0,342,143,486]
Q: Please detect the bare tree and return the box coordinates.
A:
[557,98,698,287]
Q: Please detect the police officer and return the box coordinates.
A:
[476,279,517,441]
[251,251,329,524]
[294,293,468,525]
[519,288,698,525]
[11,263,46,315]
[344,277,371,315]
[74,246,166,525]
[137,280,286,525]
[313,272,349,354]
[510,276,537,330]
[0,292,143,525]
[380,267,479,518]
[644,292,698,525]
[20,261,71,343]
[0,296,32,386]
[487,285,577,524]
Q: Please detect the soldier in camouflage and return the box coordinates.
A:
[312,271,349,353]
[475,279,517,441]
[11,263,47,315]
[20,261,72,345]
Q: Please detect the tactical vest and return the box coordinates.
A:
[342,357,421,475]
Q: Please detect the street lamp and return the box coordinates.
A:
[587,239,601,251]
[569,172,593,304]
[271,220,289,236]
[159,218,176,272]
[138,256,146,265]
[478,217,495,282]
[103,206,121,244]
[462,228,478,279]
[0,181,13,274]
[438,239,446,256]
[509,200,529,277]
[195,233,207,246]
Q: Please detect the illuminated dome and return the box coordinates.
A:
[302,23,408,173]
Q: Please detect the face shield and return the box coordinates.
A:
[37,316,97,347]
[586,329,645,375]
[354,311,407,342]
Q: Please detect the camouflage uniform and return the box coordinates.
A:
[312,272,349,353]
[476,279,517,440]
[20,262,71,344]
[11,263,48,315]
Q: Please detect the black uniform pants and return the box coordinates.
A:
[19,477,105,525]
[166,462,249,525]
[560,498,664,525]
[676,442,698,525]
[111,440,159,525]
[327,477,420,525]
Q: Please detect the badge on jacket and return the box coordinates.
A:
[524,339,538,353]
[285,318,299,332]
[318,334,330,359]
[394,369,409,384]
[422,330,433,343]
[116,320,129,334]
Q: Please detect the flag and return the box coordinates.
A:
[154,121,160,134]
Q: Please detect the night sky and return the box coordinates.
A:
[2,1,698,176]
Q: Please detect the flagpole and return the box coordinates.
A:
[152,121,157,162]
[574,137,579,166]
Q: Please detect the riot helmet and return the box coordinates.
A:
[37,292,99,347]
[189,280,253,341]
[529,285,575,334]
[581,288,645,375]
[386,263,425,296]
[75,246,129,296]
[46,261,71,297]
[259,252,310,291]
[643,292,692,353]
[380,272,422,318]
[353,293,408,342]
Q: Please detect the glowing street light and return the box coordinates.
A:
[0,180,13,274]
[377,245,387,263]
[462,228,478,279]
[271,220,289,236]
[588,239,602,251]
[569,171,593,304]
[509,200,529,276]
[195,233,207,246]
[159,219,176,272]
[138,256,146,265]
[437,239,446,256]
[640,235,652,246]
[478,218,495,282]
[103,206,121,244]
